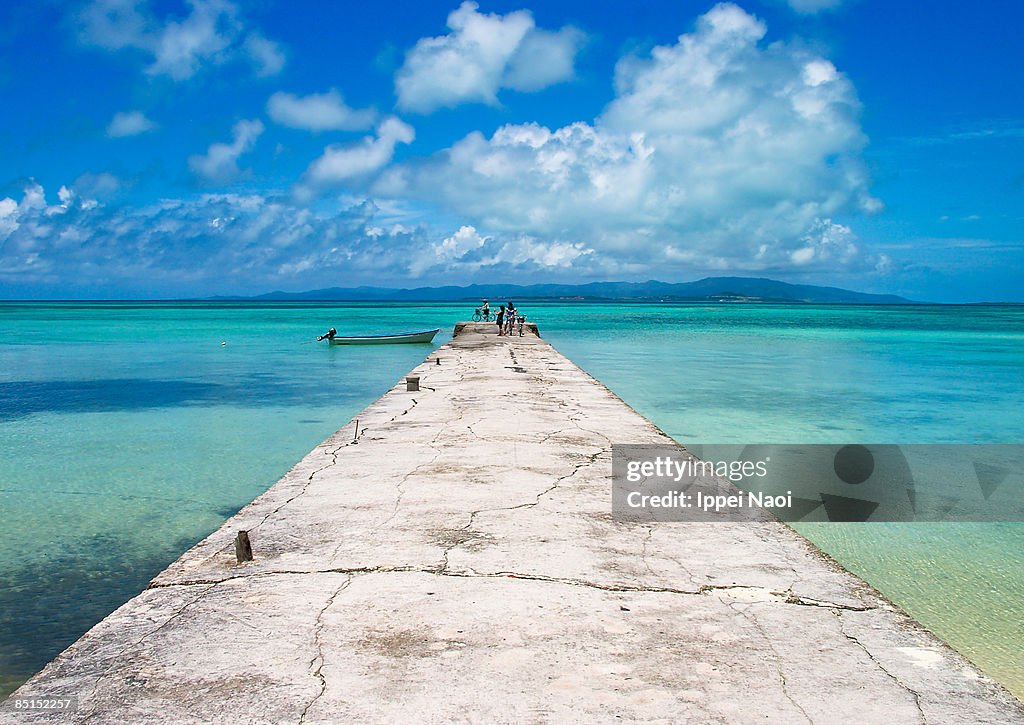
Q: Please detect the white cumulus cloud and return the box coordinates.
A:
[189,119,264,182]
[504,25,585,92]
[384,2,882,275]
[0,197,20,240]
[407,224,594,277]
[437,225,488,259]
[243,32,285,77]
[267,90,377,132]
[493,236,591,268]
[106,110,157,137]
[410,224,487,275]
[395,1,584,113]
[789,219,858,265]
[79,0,285,80]
[301,117,415,189]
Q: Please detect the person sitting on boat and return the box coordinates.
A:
[317,327,337,341]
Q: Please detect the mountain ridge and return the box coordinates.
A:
[214,277,912,304]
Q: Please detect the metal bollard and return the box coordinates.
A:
[406,376,420,392]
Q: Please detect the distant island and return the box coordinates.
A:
[218,277,912,304]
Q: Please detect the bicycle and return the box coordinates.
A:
[472,307,494,322]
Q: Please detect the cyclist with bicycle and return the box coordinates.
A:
[472,299,493,322]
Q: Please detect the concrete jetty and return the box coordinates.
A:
[4,323,1022,723]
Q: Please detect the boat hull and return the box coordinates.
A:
[327,329,439,345]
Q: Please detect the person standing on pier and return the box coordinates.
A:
[505,302,517,335]
[496,304,505,335]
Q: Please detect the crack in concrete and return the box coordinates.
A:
[729,600,814,724]
[642,531,700,589]
[780,591,875,612]
[297,576,353,725]
[439,446,609,573]
[392,397,418,420]
[147,567,874,614]
[371,441,441,534]
[367,387,463,538]
[567,412,614,448]
[639,525,661,580]
[240,382,440,569]
[147,566,426,590]
[81,582,219,722]
[442,568,743,596]
[538,426,575,445]
[837,612,928,723]
[463,414,486,441]
[246,419,371,537]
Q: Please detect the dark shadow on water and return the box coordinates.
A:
[0,379,219,419]
[0,531,201,700]
[0,378,364,420]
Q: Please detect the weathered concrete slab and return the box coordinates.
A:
[4,323,1022,723]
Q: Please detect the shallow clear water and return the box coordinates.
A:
[540,302,1024,699]
[0,302,460,697]
[1,302,1022,700]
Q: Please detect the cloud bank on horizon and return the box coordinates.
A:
[0,0,1019,300]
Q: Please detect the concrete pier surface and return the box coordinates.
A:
[4,323,1022,724]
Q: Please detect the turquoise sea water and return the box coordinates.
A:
[1,302,1022,700]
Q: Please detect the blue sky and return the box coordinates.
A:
[0,0,1021,301]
